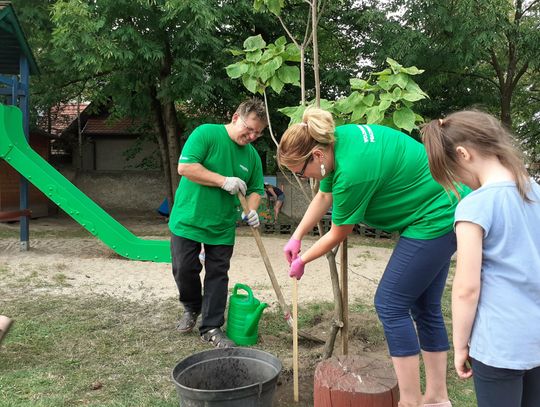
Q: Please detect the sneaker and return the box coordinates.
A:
[176,311,199,333]
[201,328,236,348]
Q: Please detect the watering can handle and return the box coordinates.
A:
[233,283,254,302]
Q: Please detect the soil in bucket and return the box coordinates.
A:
[172,347,282,407]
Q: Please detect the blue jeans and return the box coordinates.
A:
[472,359,540,407]
[374,231,456,357]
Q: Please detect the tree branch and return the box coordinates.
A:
[490,49,505,88]
[277,15,300,47]
[522,0,540,16]
[512,61,529,89]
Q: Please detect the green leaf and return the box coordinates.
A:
[242,74,259,94]
[283,44,301,62]
[401,66,424,75]
[350,78,368,90]
[386,57,403,74]
[266,0,284,16]
[243,35,266,52]
[378,99,392,111]
[253,0,264,11]
[401,91,427,102]
[275,36,287,47]
[377,79,392,91]
[225,62,249,79]
[372,68,392,76]
[318,99,335,111]
[336,91,364,113]
[228,48,245,56]
[261,48,276,62]
[392,87,403,100]
[350,105,368,123]
[278,105,306,125]
[405,81,428,97]
[363,94,375,107]
[259,57,282,83]
[388,73,409,89]
[393,107,416,132]
[269,75,284,94]
[246,50,263,63]
[366,106,384,124]
[277,64,300,84]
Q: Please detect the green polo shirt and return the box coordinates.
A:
[168,124,264,245]
[320,124,464,239]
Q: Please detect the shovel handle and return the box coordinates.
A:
[237,193,324,344]
[237,193,289,313]
[292,278,299,402]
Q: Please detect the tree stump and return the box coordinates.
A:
[314,354,399,407]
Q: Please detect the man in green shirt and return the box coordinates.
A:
[168,98,266,348]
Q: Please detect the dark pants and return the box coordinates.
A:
[374,231,456,356]
[472,359,540,407]
[171,235,234,335]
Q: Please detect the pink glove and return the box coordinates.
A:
[283,238,301,264]
[289,257,305,280]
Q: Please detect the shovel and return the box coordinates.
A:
[238,193,323,344]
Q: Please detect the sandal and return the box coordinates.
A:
[424,402,452,407]
[176,311,199,333]
[201,328,236,348]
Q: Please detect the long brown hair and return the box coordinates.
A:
[421,110,531,201]
[277,107,335,169]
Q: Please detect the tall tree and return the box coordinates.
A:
[13,0,281,206]
[362,0,540,130]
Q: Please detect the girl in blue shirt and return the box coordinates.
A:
[422,110,540,407]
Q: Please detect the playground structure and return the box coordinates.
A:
[0,103,171,263]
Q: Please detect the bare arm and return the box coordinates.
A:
[177,163,225,187]
[300,223,354,264]
[246,192,261,212]
[292,191,333,240]
[452,221,483,379]
[267,187,278,199]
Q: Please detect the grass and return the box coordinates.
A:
[0,240,475,406]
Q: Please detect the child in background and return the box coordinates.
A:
[422,110,540,407]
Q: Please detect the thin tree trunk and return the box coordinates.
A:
[311,0,320,106]
[150,86,174,210]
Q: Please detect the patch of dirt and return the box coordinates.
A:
[0,213,394,406]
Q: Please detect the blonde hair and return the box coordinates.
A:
[277,107,335,169]
[421,110,531,201]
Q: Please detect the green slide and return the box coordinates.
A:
[0,103,171,263]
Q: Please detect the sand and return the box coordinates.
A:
[0,216,392,309]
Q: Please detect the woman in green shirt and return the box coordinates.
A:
[277,108,458,407]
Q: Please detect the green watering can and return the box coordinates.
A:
[226,283,268,346]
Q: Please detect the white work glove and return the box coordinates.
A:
[221,177,247,195]
[241,210,260,228]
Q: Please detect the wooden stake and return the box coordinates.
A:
[292,278,299,402]
[340,238,349,354]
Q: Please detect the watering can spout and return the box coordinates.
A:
[245,302,268,336]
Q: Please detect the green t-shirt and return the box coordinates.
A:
[320,124,464,239]
[168,124,264,245]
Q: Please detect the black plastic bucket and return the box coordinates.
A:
[171,347,282,407]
